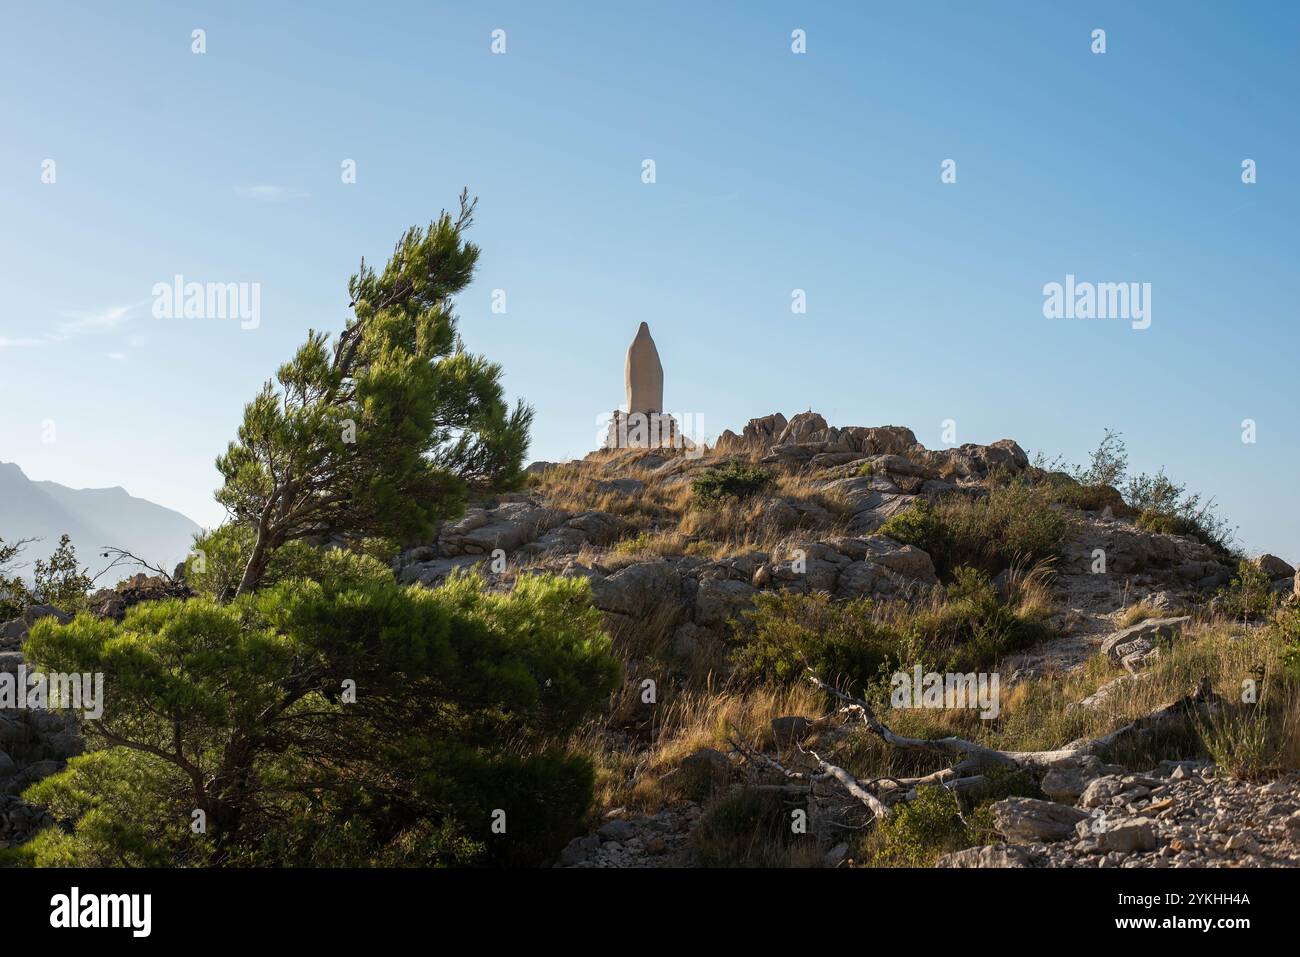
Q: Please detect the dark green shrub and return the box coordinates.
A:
[902,567,1053,673]
[866,769,1039,867]
[691,462,772,506]
[734,590,899,695]
[879,482,1071,577]
[733,568,1051,692]
[30,535,92,613]
[1045,477,1132,515]
[1216,560,1278,621]
[18,570,620,867]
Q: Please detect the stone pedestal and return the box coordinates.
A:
[603,410,679,450]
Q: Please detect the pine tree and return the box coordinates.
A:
[216,191,531,595]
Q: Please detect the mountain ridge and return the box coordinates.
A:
[0,460,201,580]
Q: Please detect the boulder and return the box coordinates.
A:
[676,748,732,798]
[1253,554,1295,580]
[1097,818,1159,853]
[1100,616,1190,668]
[1040,767,1090,802]
[771,716,811,746]
[593,478,645,498]
[693,578,756,629]
[1079,775,1127,808]
[990,797,1091,843]
[22,604,71,627]
[590,560,688,622]
[776,411,829,445]
[716,413,788,452]
[936,843,1036,868]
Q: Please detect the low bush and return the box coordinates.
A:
[691,462,771,507]
[733,567,1052,694]
[878,482,1072,577]
[864,768,1039,867]
[1216,560,1278,622]
[692,788,813,867]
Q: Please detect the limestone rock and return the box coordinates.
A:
[936,843,1036,868]
[1253,553,1295,580]
[1100,616,1190,668]
[991,797,1091,843]
[1097,818,1159,853]
[771,715,811,746]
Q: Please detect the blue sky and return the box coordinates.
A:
[1,1,1296,560]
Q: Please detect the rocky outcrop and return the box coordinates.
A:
[395,496,631,586]
[1099,616,1192,673]
[87,572,190,622]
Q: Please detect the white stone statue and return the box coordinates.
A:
[625,321,663,414]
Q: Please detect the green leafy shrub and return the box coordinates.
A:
[1216,560,1278,621]
[866,769,1039,867]
[878,482,1072,577]
[0,535,92,617]
[30,536,92,612]
[188,527,395,600]
[1045,476,1131,515]
[734,590,898,694]
[17,570,620,867]
[733,568,1051,692]
[1128,470,1235,555]
[902,567,1053,674]
[0,536,31,618]
[691,462,772,506]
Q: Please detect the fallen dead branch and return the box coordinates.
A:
[726,671,1220,827]
[730,735,892,819]
[807,669,1219,784]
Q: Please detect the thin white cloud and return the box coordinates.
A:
[0,303,137,349]
[59,304,132,336]
[235,184,309,203]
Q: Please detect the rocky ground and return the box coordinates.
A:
[945,764,1300,868]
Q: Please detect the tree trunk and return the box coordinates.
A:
[235,527,273,597]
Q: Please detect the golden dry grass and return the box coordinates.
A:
[575,679,824,814]
[828,616,1300,782]
[1115,598,1164,629]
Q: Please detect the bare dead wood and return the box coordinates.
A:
[89,546,176,588]
[730,736,891,820]
[807,670,1219,775]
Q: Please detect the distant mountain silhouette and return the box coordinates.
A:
[0,461,202,582]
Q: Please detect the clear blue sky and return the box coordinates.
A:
[1,1,1296,561]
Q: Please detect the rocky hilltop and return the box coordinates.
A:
[394,410,1300,868]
